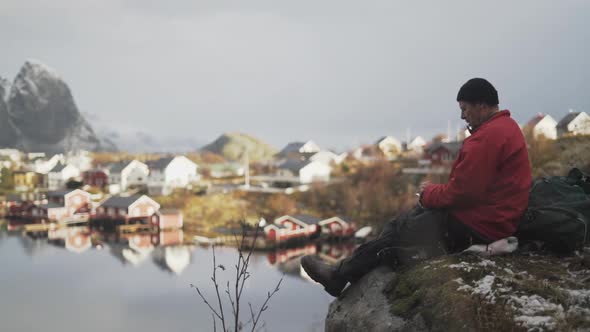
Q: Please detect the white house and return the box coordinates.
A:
[407,136,427,152]
[65,150,93,172]
[107,160,149,194]
[557,111,590,137]
[375,136,402,159]
[309,150,345,166]
[47,163,80,190]
[525,113,558,139]
[276,160,331,184]
[276,140,321,159]
[147,156,200,195]
[34,154,65,174]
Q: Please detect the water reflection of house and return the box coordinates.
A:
[48,226,92,254]
[152,246,192,275]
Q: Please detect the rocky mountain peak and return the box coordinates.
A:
[0,60,112,152]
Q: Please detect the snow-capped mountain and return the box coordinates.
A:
[0,60,113,153]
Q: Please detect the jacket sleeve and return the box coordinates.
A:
[421,135,502,209]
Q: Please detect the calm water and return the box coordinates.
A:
[0,220,355,332]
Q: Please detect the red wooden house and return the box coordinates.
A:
[30,189,91,222]
[263,214,321,244]
[83,169,109,188]
[318,216,356,238]
[94,194,160,224]
[424,142,462,166]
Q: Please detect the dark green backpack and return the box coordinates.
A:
[517,168,590,254]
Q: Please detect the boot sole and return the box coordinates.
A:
[301,256,345,297]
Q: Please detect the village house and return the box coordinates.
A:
[263,214,322,243]
[276,140,321,160]
[95,194,160,223]
[65,150,93,172]
[276,159,331,184]
[525,113,558,139]
[405,136,427,153]
[5,192,47,218]
[47,163,80,190]
[556,111,590,137]
[107,160,149,194]
[31,189,91,222]
[318,216,356,238]
[151,209,184,230]
[82,169,109,188]
[13,170,45,191]
[147,155,200,195]
[309,150,346,166]
[32,154,64,174]
[375,136,402,160]
[0,149,22,168]
[425,141,462,166]
[351,144,383,163]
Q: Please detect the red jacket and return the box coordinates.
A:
[422,110,532,240]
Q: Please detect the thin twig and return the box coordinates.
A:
[250,276,283,332]
[212,245,227,332]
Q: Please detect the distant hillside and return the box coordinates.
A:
[201,133,277,162]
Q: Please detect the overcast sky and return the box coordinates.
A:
[1,0,589,150]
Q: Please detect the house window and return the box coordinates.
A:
[108,208,115,216]
[73,196,81,205]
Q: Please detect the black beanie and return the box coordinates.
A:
[456,78,499,106]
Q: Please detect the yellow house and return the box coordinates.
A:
[13,171,45,191]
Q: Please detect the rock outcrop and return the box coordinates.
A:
[325,252,590,331]
[0,60,112,153]
[325,266,426,332]
[0,77,19,147]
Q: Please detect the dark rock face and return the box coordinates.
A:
[0,77,18,147]
[1,60,111,153]
[325,266,426,332]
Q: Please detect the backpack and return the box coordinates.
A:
[516,168,590,254]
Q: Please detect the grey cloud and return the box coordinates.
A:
[0,0,588,149]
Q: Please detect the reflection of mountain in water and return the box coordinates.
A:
[152,246,192,275]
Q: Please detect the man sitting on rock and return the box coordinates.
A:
[301,78,532,297]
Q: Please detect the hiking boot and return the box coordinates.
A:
[301,255,347,297]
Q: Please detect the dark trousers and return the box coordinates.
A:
[337,205,491,282]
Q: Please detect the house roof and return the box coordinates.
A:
[427,141,462,154]
[48,163,67,173]
[147,157,174,171]
[291,214,322,225]
[6,192,45,202]
[277,142,306,156]
[527,113,547,127]
[374,136,399,145]
[277,159,310,174]
[47,189,75,197]
[38,202,64,209]
[100,195,143,208]
[107,161,131,173]
[557,112,581,129]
